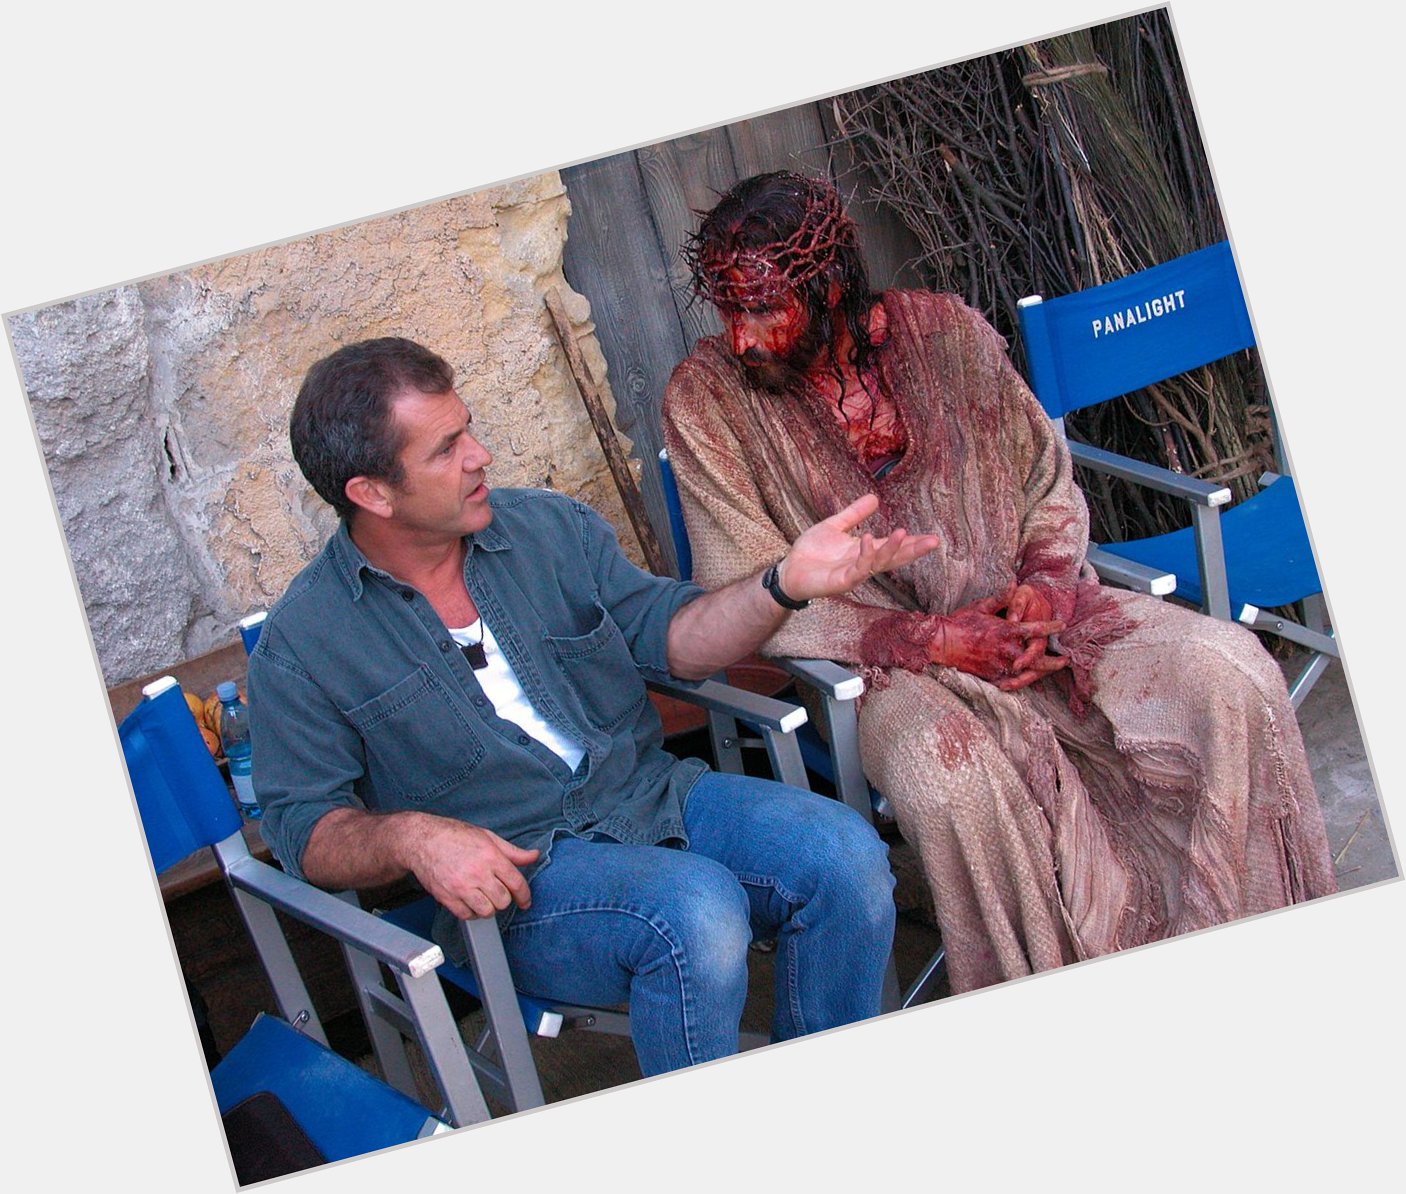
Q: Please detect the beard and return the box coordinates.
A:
[739,311,830,395]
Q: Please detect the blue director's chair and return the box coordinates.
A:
[1017,241,1337,706]
[118,674,486,1179]
[238,610,801,1112]
[658,450,946,1009]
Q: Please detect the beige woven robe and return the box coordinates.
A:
[662,289,1336,993]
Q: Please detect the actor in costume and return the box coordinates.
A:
[662,171,1336,993]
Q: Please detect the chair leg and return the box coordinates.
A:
[227,885,329,1047]
[339,940,421,1102]
[707,710,746,775]
[1301,591,1329,635]
[459,917,547,1113]
[393,970,496,1126]
[1289,651,1334,709]
[901,948,948,1009]
[325,890,423,1101]
[761,725,810,789]
[819,694,877,823]
[1239,598,1336,708]
[1287,592,1335,708]
[1191,504,1232,621]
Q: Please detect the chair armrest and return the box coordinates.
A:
[221,849,444,978]
[645,676,807,733]
[1086,546,1177,596]
[774,657,865,701]
[1069,441,1231,507]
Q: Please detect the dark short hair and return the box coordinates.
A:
[290,337,455,520]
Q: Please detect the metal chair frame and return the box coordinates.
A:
[240,610,809,1114]
[120,675,494,1139]
[1017,240,1337,707]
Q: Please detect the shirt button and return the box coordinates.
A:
[401,590,415,602]
[439,641,451,652]
[473,697,487,707]
[517,734,530,745]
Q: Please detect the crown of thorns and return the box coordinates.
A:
[683,179,858,308]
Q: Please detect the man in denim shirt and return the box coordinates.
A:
[250,337,943,1076]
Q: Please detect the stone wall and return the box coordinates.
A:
[12,172,641,686]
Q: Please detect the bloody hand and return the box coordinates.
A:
[1002,583,1063,683]
[1004,583,1054,625]
[929,592,1068,691]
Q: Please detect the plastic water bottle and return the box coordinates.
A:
[217,680,259,819]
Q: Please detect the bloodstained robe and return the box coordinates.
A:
[662,289,1336,993]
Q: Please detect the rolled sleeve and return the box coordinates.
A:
[247,630,363,881]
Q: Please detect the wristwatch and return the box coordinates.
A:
[762,562,809,610]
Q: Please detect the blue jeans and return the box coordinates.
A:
[499,772,896,1076]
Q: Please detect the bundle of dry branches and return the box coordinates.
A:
[833,10,1274,543]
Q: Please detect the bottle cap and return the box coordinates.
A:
[216,680,239,702]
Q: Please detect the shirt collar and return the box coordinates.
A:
[328,516,512,600]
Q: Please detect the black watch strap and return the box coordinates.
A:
[762,562,810,611]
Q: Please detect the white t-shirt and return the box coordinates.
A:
[448,618,586,772]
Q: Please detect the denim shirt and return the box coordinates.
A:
[248,488,709,910]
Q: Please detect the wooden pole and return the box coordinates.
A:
[543,287,668,575]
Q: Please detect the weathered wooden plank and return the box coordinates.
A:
[637,129,737,348]
[561,152,690,574]
[726,105,832,180]
[818,96,929,291]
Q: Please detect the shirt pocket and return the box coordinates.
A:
[343,666,485,804]
[544,600,646,732]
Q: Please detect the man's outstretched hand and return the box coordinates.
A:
[779,494,940,601]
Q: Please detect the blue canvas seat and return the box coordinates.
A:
[211,1013,445,1180]
[1017,241,1337,706]
[118,674,480,1179]
[1100,471,1318,611]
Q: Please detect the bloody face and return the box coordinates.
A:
[716,271,828,393]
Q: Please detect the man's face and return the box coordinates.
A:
[716,275,827,393]
[378,387,495,542]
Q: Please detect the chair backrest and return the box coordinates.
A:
[1017,240,1254,419]
[238,611,268,655]
[118,676,243,873]
[657,449,694,582]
